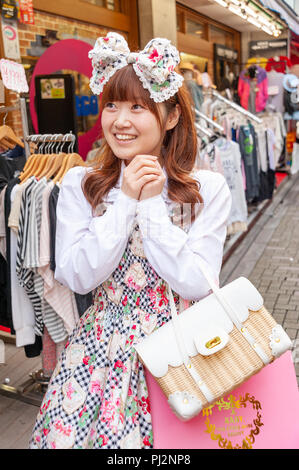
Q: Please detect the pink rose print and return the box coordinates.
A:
[98,434,109,447]
[148,282,169,313]
[66,381,75,400]
[79,406,87,418]
[148,48,162,63]
[83,356,90,366]
[114,360,127,373]
[139,395,151,415]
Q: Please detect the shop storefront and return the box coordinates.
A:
[176,3,241,86]
[1,0,139,158]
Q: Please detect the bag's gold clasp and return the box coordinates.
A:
[205,336,221,349]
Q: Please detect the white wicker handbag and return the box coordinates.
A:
[135,259,292,421]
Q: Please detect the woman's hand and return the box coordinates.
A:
[121,155,161,200]
[139,159,166,201]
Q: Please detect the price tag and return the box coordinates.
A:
[0,59,29,93]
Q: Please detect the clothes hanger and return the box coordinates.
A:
[31,135,55,178]
[20,135,49,183]
[32,135,58,179]
[53,138,87,184]
[19,135,41,182]
[0,112,24,148]
[39,135,67,180]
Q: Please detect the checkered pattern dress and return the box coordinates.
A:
[29,222,182,449]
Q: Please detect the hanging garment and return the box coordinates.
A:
[48,183,93,317]
[267,70,285,113]
[0,187,6,260]
[1,176,20,332]
[257,130,275,202]
[199,144,224,174]
[29,164,232,449]
[49,184,60,273]
[266,56,292,74]
[16,177,45,337]
[215,140,248,227]
[0,149,26,191]
[238,125,260,202]
[38,181,79,338]
[185,79,203,111]
[238,67,268,112]
[9,183,36,347]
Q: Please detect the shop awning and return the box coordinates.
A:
[259,0,299,34]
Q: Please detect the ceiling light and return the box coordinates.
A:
[262,25,274,35]
[258,15,273,27]
[214,0,228,6]
[230,0,240,5]
[241,3,258,17]
[247,16,262,28]
[228,4,247,18]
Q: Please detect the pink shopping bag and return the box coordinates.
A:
[147,351,299,449]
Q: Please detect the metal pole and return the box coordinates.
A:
[211,90,263,124]
[19,97,30,159]
[195,109,224,133]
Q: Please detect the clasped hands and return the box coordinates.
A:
[121,155,166,201]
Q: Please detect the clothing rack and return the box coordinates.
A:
[0,131,78,407]
[210,89,263,124]
[195,122,214,138]
[194,109,224,133]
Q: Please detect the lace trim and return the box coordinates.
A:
[133,63,184,103]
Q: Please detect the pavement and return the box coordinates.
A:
[0,171,298,449]
[221,171,299,385]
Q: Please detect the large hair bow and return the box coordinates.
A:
[88,32,184,103]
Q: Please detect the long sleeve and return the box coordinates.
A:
[54,166,138,294]
[136,171,232,301]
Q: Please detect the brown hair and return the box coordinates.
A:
[82,64,203,221]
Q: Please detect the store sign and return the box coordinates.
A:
[1,0,17,20]
[1,18,20,60]
[214,44,238,61]
[18,0,34,25]
[0,59,29,93]
[75,95,98,116]
[249,39,288,56]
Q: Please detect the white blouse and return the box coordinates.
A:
[54,163,232,301]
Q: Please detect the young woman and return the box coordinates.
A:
[29,33,231,449]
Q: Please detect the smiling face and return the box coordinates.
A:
[101,100,166,163]
[99,65,180,165]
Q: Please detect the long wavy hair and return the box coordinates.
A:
[82,64,203,222]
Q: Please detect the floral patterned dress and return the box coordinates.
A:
[29,222,183,449]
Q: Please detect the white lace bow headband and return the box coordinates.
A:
[88,32,184,103]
